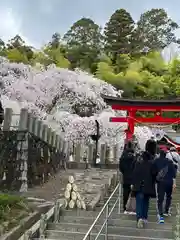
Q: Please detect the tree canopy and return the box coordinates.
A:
[0,7,180,101]
[104,9,134,60]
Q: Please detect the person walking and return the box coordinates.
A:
[153,150,176,223]
[166,147,180,172]
[132,134,140,152]
[131,139,157,228]
[119,141,136,214]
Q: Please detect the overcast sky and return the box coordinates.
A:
[1,0,180,48]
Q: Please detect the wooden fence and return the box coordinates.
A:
[0,108,121,192]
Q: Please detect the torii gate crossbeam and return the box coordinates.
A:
[102,95,180,141]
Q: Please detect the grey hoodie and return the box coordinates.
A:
[166,151,180,171]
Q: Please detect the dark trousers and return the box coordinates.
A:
[123,184,131,211]
[136,191,150,220]
[157,182,173,216]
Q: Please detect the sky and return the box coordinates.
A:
[1,0,180,48]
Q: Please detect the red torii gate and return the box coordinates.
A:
[102,95,180,141]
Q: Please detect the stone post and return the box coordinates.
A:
[18,108,28,192]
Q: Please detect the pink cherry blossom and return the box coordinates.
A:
[0,57,152,148]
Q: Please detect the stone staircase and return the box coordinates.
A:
[34,176,180,240]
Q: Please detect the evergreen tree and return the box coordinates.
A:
[64,17,102,69]
[135,8,179,51]
[104,9,134,61]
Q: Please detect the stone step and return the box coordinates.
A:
[102,198,180,207]
[41,180,180,240]
[100,201,178,209]
[61,210,174,222]
[98,203,176,214]
[35,237,172,240]
[104,195,180,201]
[98,207,174,216]
[45,230,173,240]
[97,201,177,209]
[57,216,172,229]
[47,222,173,239]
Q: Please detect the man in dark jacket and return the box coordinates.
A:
[153,150,176,223]
[119,141,136,214]
[131,139,157,228]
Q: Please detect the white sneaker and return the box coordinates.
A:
[143,219,148,224]
[163,212,171,217]
[130,212,136,215]
[137,218,144,228]
[124,211,128,214]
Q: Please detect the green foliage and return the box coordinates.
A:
[140,52,167,75]
[95,50,175,99]
[104,9,134,60]
[115,54,131,73]
[64,17,102,70]
[0,194,24,209]
[44,46,70,68]
[31,51,51,67]
[7,35,34,62]
[7,48,29,64]
[0,7,180,101]
[0,194,30,228]
[136,8,179,51]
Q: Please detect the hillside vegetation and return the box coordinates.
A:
[0,8,180,100]
[0,7,179,147]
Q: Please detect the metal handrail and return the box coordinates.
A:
[82,182,122,240]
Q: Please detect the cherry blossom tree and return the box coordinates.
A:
[0,57,152,148]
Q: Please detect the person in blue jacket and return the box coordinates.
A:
[131,139,157,228]
[153,149,176,223]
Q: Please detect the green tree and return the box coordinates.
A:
[96,61,116,84]
[7,48,28,64]
[7,35,34,61]
[139,71,169,99]
[165,58,180,98]
[7,35,24,49]
[104,9,134,61]
[31,51,52,67]
[135,8,179,52]
[98,53,112,65]
[49,32,61,49]
[96,61,141,98]
[115,54,131,73]
[0,39,6,56]
[44,46,70,68]
[64,17,102,70]
[96,50,171,99]
[140,51,167,76]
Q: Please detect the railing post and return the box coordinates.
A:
[118,183,121,214]
[24,230,32,240]
[100,143,106,167]
[54,200,61,223]
[105,204,108,240]
[82,183,120,240]
[39,214,47,239]
[3,108,13,130]
[18,108,29,192]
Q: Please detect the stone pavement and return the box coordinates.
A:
[41,176,180,240]
[21,168,118,209]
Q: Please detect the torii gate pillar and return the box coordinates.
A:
[125,110,135,142]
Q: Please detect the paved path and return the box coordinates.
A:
[21,168,118,208]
